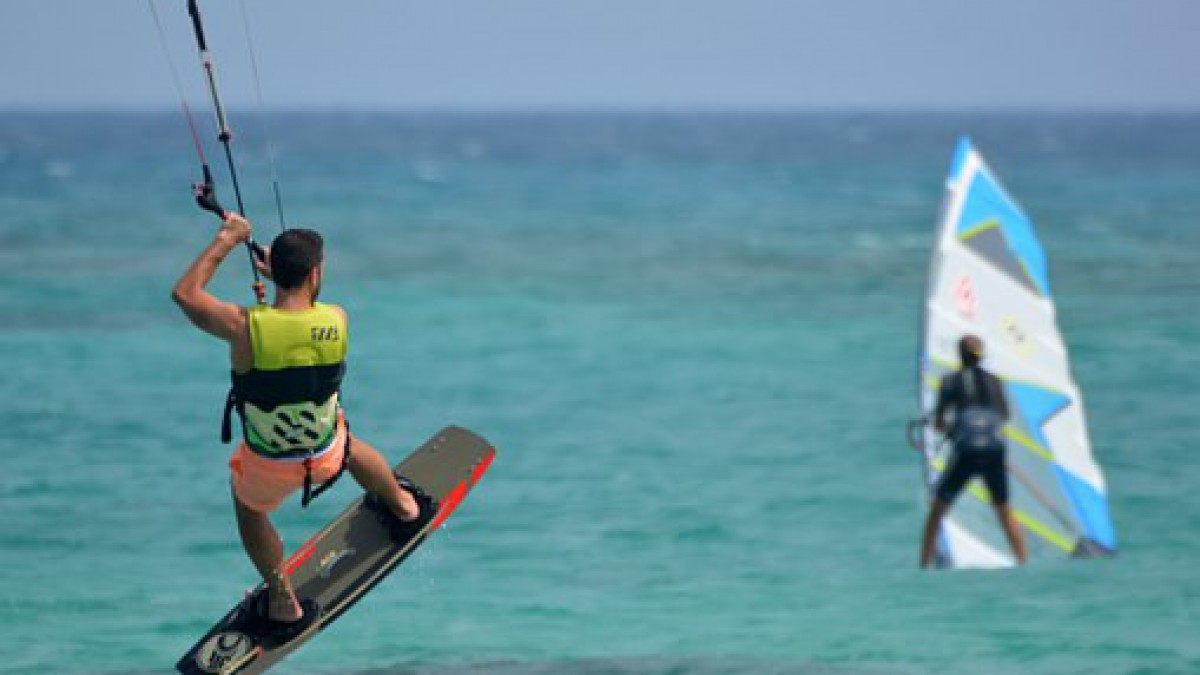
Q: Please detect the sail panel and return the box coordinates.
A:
[955,161,1050,296]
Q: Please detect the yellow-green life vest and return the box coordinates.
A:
[223,303,347,458]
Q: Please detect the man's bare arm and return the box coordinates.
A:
[172,214,253,342]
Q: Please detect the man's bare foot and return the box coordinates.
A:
[391,487,420,523]
[364,476,439,542]
[265,570,303,623]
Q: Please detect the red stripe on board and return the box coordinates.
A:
[430,480,468,531]
[284,527,328,575]
[285,541,318,576]
[428,448,496,531]
[470,447,496,486]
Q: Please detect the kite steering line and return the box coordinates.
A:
[149,0,289,304]
[186,0,268,302]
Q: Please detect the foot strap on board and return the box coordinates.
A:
[365,475,440,543]
[253,592,321,644]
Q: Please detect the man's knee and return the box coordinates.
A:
[233,490,273,525]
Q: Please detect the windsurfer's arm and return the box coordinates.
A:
[932,375,953,433]
[172,213,252,342]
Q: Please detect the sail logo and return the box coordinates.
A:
[954,275,977,320]
[999,315,1035,357]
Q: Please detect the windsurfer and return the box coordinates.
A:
[919,335,1028,568]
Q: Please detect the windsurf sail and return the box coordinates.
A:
[912,137,1116,569]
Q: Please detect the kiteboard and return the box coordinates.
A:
[176,426,496,674]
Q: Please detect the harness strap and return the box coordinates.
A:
[221,388,237,444]
[301,419,352,508]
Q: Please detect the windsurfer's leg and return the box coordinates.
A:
[919,498,951,568]
[232,492,302,621]
[983,455,1026,564]
[347,433,420,522]
[993,504,1028,565]
[922,450,973,568]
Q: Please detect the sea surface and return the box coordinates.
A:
[1,111,1197,674]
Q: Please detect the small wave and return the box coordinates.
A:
[343,656,908,675]
[85,657,912,675]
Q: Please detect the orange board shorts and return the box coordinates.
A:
[229,417,348,514]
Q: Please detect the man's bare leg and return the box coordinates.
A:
[994,504,1028,565]
[347,433,421,522]
[233,494,302,622]
[919,499,951,568]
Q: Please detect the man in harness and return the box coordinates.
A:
[919,335,1028,568]
[172,213,436,637]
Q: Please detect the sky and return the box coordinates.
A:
[1,0,1198,111]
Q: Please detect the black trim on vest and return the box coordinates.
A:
[220,362,345,446]
[232,362,345,409]
[221,388,237,443]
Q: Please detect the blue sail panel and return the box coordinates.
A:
[1053,465,1118,551]
[954,154,1051,296]
[1007,381,1071,450]
[948,136,975,183]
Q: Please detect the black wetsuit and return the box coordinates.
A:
[933,365,1011,505]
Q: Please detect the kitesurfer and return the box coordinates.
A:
[919,335,1028,568]
[172,213,436,635]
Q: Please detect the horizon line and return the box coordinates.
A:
[3,104,1200,117]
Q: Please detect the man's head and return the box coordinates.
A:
[270,228,324,295]
[958,334,984,368]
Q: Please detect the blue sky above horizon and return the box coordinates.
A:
[2,0,1199,111]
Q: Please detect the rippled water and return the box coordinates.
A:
[1,112,1197,674]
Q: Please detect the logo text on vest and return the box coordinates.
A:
[311,325,339,342]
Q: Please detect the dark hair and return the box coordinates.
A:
[958,334,984,368]
[270,228,324,290]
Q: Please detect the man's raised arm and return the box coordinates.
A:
[172,213,253,342]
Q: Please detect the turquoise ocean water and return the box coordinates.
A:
[1,112,1197,674]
